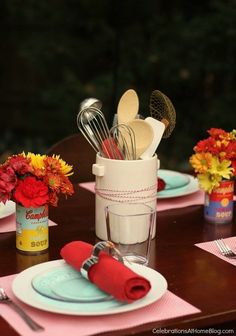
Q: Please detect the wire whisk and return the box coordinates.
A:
[77,106,124,159]
[110,124,136,160]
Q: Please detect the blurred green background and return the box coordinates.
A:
[1,0,235,170]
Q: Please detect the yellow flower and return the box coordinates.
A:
[22,152,46,171]
[189,152,212,174]
[230,129,236,138]
[52,155,73,176]
[197,173,222,194]
[209,156,233,179]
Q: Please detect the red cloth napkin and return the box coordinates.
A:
[60,241,151,303]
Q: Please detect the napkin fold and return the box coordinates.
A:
[60,241,151,303]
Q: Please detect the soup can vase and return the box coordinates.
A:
[16,203,49,254]
[204,179,234,224]
[92,154,159,241]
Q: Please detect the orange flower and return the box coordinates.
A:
[189,152,212,174]
[0,152,74,207]
[190,128,236,193]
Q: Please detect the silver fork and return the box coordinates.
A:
[215,239,236,258]
[0,287,44,332]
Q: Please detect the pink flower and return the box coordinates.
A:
[0,165,17,193]
[0,183,10,203]
[0,165,17,203]
[8,155,31,175]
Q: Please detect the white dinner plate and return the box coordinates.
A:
[157,170,199,199]
[12,259,167,316]
[0,201,15,219]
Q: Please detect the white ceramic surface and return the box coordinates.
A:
[0,201,15,219]
[92,154,159,240]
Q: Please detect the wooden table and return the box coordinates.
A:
[1,185,236,335]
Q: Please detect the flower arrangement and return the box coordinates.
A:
[0,152,74,207]
[189,128,236,193]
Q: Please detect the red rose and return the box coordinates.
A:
[13,176,49,208]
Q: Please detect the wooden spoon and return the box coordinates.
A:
[117,89,139,124]
[127,119,154,159]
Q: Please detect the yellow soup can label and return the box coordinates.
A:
[16,204,49,253]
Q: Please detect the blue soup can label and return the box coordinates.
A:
[204,180,234,224]
[16,204,49,253]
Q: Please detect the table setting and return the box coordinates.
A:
[0,88,236,336]
[0,238,201,336]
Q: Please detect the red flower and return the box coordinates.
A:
[0,165,17,193]
[225,141,236,161]
[8,155,31,175]
[0,182,10,203]
[157,177,166,191]
[48,191,59,207]
[59,175,74,195]
[231,160,236,175]
[194,137,216,154]
[13,176,49,208]
[207,128,227,139]
[0,164,17,203]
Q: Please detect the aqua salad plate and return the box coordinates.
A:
[157,170,199,199]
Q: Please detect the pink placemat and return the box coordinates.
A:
[195,236,236,266]
[79,182,205,211]
[0,214,57,233]
[0,273,200,336]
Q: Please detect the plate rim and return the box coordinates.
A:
[12,259,168,316]
[0,200,15,219]
[157,171,199,199]
[157,169,190,191]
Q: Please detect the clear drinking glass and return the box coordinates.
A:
[105,203,155,265]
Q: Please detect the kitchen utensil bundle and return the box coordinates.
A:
[77,88,176,160]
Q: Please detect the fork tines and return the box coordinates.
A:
[215,239,236,258]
